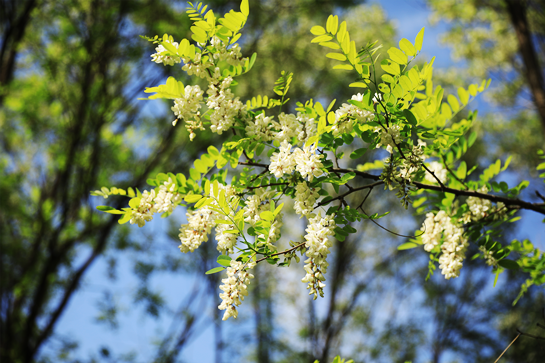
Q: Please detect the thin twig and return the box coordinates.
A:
[255,242,306,263]
[494,332,521,363]
[516,328,545,341]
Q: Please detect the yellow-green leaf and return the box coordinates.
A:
[310,25,326,35]
[326,15,338,35]
[319,42,340,50]
[415,27,425,52]
[388,47,408,65]
[311,34,332,43]
[399,38,416,56]
[333,64,353,70]
[458,87,469,105]
[349,82,367,88]
[240,0,249,16]
[184,194,202,203]
[326,53,346,61]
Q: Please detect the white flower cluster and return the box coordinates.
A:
[241,188,283,248]
[245,113,276,141]
[398,140,426,183]
[245,111,317,145]
[269,140,296,178]
[243,188,276,226]
[294,181,320,217]
[218,259,256,320]
[129,178,182,227]
[466,186,492,221]
[207,76,245,135]
[151,40,181,66]
[479,245,498,268]
[332,93,374,136]
[178,183,240,254]
[269,142,326,182]
[171,85,205,140]
[213,184,239,254]
[181,52,214,79]
[424,161,448,184]
[420,211,469,279]
[130,190,156,227]
[374,124,401,154]
[154,178,183,214]
[210,36,245,67]
[301,213,336,299]
[295,112,317,145]
[461,186,506,223]
[178,207,216,253]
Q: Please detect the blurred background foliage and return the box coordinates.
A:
[0,0,543,362]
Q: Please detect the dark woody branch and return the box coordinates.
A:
[238,161,545,216]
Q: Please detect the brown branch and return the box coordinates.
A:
[255,242,306,264]
[238,163,545,215]
[516,328,545,341]
[246,182,289,190]
[316,182,382,208]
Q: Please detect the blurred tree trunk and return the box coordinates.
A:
[505,0,545,135]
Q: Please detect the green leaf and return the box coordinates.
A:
[319,42,340,50]
[387,47,408,65]
[310,25,326,35]
[311,34,332,43]
[205,267,226,275]
[118,212,132,225]
[399,38,416,56]
[415,27,425,52]
[350,148,367,159]
[332,64,353,71]
[457,87,469,105]
[398,242,419,250]
[217,255,232,267]
[184,194,203,203]
[326,53,347,61]
[260,211,274,221]
[403,109,418,126]
[498,259,520,270]
[240,0,249,16]
[349,82,367,88]
[97,205,117,212]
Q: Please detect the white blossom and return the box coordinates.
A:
[398,140,426,183]
[420,210,468,279]
[178,207,216,253]
[245,113,275,142]
[171,85,204,140]
[294,181,320,217]
[269,140,296,178]
[243,189,276,226]
[424,161,448,184]
[301,213,336,299]
[467,186,492,221]
[218,259,256,320]
[479,245,498,268]
[154,178,182,214]
[374,124,401,154]
[181,52,214,79]
[130,190,156,227]
[296,112,316,145]
[293,146,326,182]
[274,112,300,143]
[332,93,374,136]
[151,40,181,66]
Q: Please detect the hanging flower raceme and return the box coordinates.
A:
[218,259,256,320]
[301,213,336,299]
